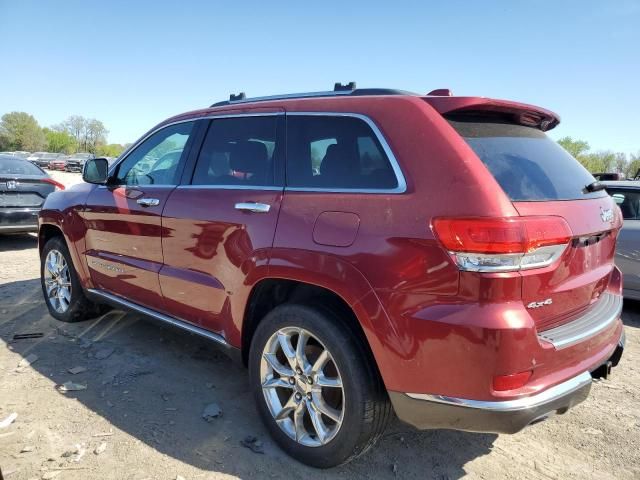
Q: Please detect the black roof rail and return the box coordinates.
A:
[210,84,418,107]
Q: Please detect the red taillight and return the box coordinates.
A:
[42,177,65,191]
[492,370,532,391]
[432,216,571,254]
[432,216,572,272]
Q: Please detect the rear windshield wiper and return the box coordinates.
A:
[584,181,605,193]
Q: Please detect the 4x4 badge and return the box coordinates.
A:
[527,298,552,309]
[600,207,614,223]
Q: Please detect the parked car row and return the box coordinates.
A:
[0,151,96,172]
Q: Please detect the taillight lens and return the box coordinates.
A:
[42,177,65,191]
[432,216,571,272]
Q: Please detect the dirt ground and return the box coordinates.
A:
[0,171,639,479]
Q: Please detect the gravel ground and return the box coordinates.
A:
[0,171,638,479]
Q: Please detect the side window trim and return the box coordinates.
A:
[185,113,285,189]
[284,112,407,194]
[106,120,197,187]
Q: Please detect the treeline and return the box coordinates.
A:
[558,137,640,178]
[0,111,127,157]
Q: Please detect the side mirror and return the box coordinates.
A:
[82,158,109,184]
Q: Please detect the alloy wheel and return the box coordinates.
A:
[44,249,72,313]
[260,326,345,447]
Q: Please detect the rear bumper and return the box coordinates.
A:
[389,331,625,433]
[0,208,40,232]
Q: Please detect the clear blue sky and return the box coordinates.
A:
[1,1,638,153]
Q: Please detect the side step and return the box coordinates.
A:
[86,288,241,362]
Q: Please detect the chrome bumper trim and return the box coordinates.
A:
[406,371,593,412]
[537,292,622,349]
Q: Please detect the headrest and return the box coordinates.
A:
[229,141,268,173]
[320,143,357,177]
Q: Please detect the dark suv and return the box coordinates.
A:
[38,84,625,467]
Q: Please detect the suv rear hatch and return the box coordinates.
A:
[441,106,620,331]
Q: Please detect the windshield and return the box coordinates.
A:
[448,118,606,201]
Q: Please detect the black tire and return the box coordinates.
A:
[249,303,392,468]
[41,236,101,322]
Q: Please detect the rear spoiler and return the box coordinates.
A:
[422,96,560,131]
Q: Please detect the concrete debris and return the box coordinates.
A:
[42,472,62,479]
[58,381,87,392]
[240,435,264,454]
[582,427,603,435]
[94,442,107,455]
[0,412,18,428]
[67,366,87,375]
[94,347,115,360]
[21,445,35,453]
[202,402,222,422]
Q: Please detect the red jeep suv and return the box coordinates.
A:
[39,84,625,467]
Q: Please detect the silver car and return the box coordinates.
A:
[603,180,640,300]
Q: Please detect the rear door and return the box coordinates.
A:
[83,121,197,309]
[160,113,284,335]
[449,117,621,330]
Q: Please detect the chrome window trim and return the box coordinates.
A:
[108,111,406,194]
[285,112,407,194]
[177,184,283,191]
[406,371,592,412]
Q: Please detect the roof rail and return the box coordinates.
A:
[210,84,418,107]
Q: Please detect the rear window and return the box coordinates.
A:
[448,118,606,201]
[0,157,44,175]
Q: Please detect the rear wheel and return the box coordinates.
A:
[41,236,102,322]
[249,303,391,468]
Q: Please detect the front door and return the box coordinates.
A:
[160,114,284,338]
[83,121,197,309]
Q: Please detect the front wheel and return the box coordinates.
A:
[249,304,391,468]
[41,236,101,322]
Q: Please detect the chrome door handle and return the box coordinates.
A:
[234,202,271,213]
[137,198,160,207]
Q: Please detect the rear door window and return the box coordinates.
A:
[192,116,279,187]
[448,117,606,201]
[608,188,640,219]
[286,115,399,190]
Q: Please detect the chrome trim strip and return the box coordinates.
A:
[538,292,622,349]
[87,289,229,348]
[109,111,406,194]
[177,185,283,191]
[286,112,407,194]
[406,371,592,412]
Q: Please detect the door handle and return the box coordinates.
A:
[234,202,271,213]
[137,198,160,207]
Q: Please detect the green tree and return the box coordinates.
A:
[557,136,590,159]
[0,111,46,151]
[96,143,125,157]
[43,127,77,153]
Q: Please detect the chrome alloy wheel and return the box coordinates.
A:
[260,327,345,447]
[44,249,72,313]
